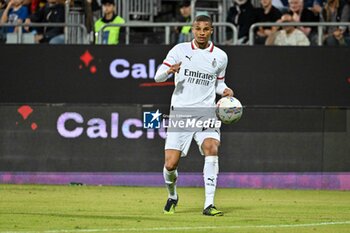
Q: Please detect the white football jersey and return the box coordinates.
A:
[163,40,228,108]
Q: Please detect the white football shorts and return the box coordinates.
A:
[164,129,220,157]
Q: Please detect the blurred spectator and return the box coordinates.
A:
[1,0,29,32]
[0,0,6,42]
[321,0,343,45]
[0,0,6,19]
[0,0,6,12]
[255,0,282,44]
[323,0,350,45]
[266,12,311,45]
[342,0,350,28]
[226,0,256,44]
[85,0,93,35]
[322,0,343,44]
[273,0,325,13]
[85,0,102,34]
[94,0,125,45]
[272,0,289,12]
[22,0,45,14]
[304,0,325,15]
[288,0,320,44]
[175,0,192,43]
[25,0,65,44]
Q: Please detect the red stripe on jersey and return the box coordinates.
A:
[191,41,195,50]
[139,81,175,87]
[209,42,214,52]
[163,62,172,67]
[217,76,225,80]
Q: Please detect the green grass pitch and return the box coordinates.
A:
[1,184,350,233]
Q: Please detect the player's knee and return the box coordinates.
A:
[202,142,219,155]
[164,150,181,171]
[164,162,178,171]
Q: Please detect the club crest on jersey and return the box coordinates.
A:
[212,58,217,68]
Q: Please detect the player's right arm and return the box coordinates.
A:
[154,62,182,82]
[154,45,181,83]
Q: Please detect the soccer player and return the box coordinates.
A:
[154,15,234,216]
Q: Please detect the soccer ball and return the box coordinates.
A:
[216,96,243,124]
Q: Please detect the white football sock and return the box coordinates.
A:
[203,156,219,209]
[163,167,178,200]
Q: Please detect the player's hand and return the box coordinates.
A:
[166,62,182,75]
[222,88,234,97]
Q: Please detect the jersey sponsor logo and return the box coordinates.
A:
[184,69,215,80]
[184,69,215,86]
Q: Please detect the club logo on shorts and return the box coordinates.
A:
[143,109,162,129]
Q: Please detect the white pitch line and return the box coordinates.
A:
[1,221,350,233]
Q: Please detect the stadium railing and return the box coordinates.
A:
[96,22,238,45]
[0,23,89,44]
[248,22,350,46]
[123,0,156,22]
[6,22,350,46]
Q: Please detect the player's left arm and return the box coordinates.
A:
[217,80,233,97]
[215,54,234,97]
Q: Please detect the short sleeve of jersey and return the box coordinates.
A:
[163,45,181,67]
[217,53,228,79]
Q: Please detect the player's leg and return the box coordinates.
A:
[163,131,193,214]
[163,149,181,214]
[201,138,223,216]
[163,149,181,208]
[195,132,223,216]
